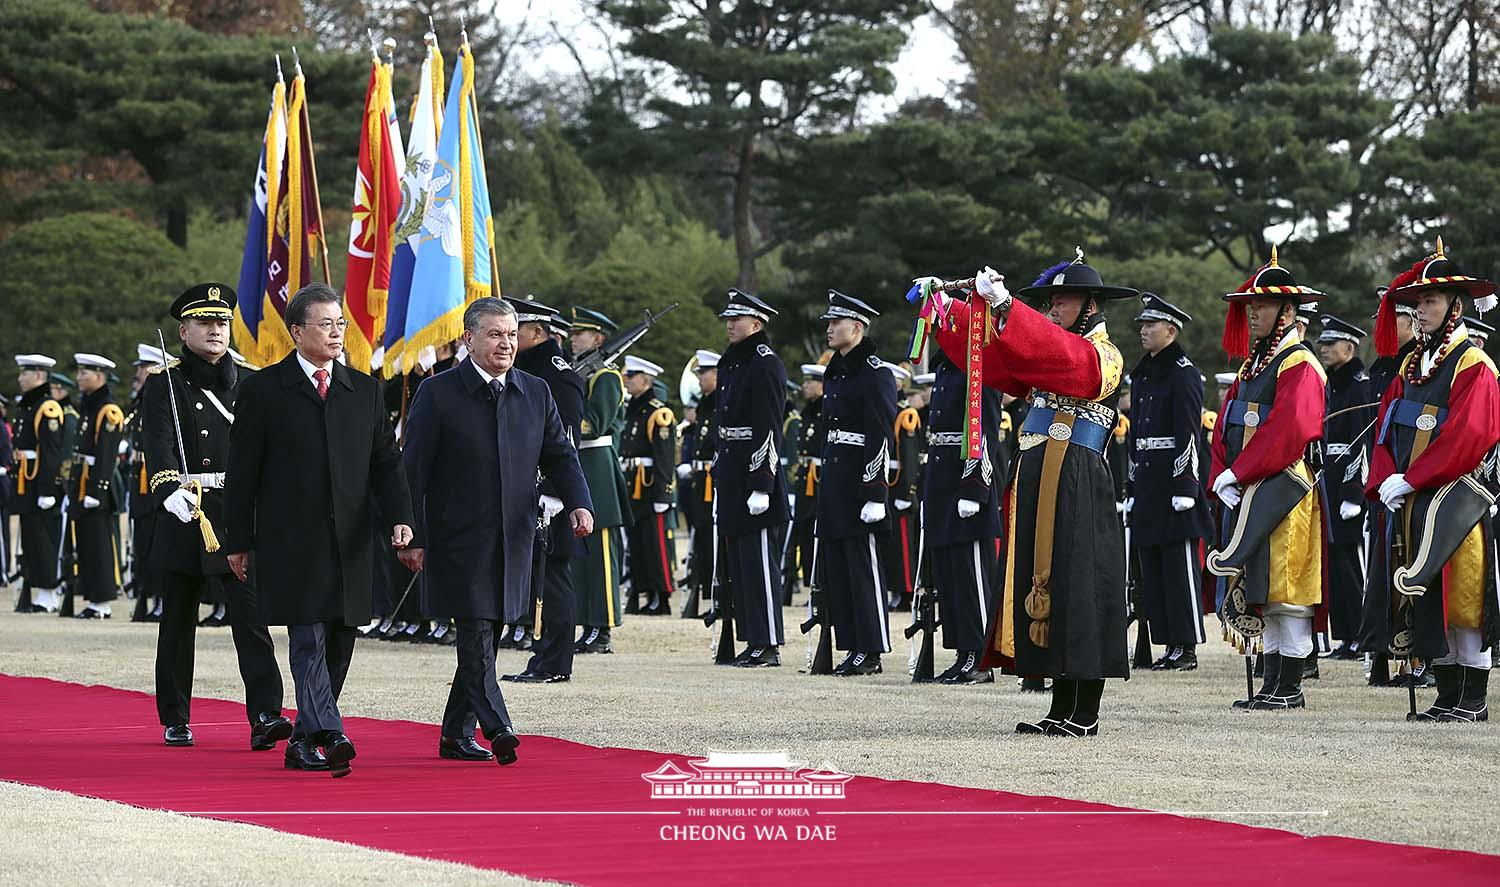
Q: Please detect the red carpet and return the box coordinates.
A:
[1,674,1495,886]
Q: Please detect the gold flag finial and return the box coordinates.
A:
[1435,235,1446,259]
[1269,244,1279,268]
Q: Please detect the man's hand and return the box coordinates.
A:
[859,501,886,524]
[747,492,770,515]
[570,508,594,538]
[653,502,669,514]
[163,488,195,524]
[974,266,1010,310]
[83,495,101,510]
[893,498,913,511]
[540,494,564,525]
[1339,500,1363,521]
[1171,496,1194,512]
[391,524,414,549]
[36,495,56,511]
[957,498,980,518]
[398,548,424,572]
[227,552,249,582]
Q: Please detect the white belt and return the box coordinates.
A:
[829,431,865,446]
[691,460,713,470]
[1136,437,1174,451]
[624,458,655,468]
[720,426,752,441]
[1325,443,1351,457]
[18,449,37,459]
[185,472,225,489]
[799,456,822,466]
[579,436,613,449]
[927,431,964,446]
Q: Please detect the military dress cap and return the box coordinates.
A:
[720,288,778,322]
[820,289,880,324]
[880,361,912,382]
[912,371,935,386]
[622,355,663,377]
[1296,302,1319,326]
[48,371,77,390]
[134,343,166,367]
[799,363,826,378]
[14,354,56,369]
[171,283,236,321]
[1464,316,1496,340]
[694,349,721,370]
[508,296,557,325]
[1134,293,1192,328]
[570,306,618,334]
[549,313,573,335]
[1316,315,1366,344]
[73,353,117,370]
[1214,372,1237,386]
[1017,246,1139,302]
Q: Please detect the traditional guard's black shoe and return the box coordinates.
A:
[941,652,994,684]
[250,713,293,751]
[487,725,521,766]
[1437,667,1490,723]
[1043,719,1099,737]
[1020,679,1074,733]
[163,725,194,746]
[284,740,329,771]
[1234,652,1280,709]
[321,732,356,778]
[733,646,780,668]
[833,652,882,676]
[439,735,494,761]
[1248,656,1306,710]
[1301,654,1320,680]
[502,671,570,684]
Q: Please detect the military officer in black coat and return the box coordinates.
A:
[225,284,414,778]
[619,356,678,615]
[1316,314,1375,659]
[68,353,126,618]
[504,297,591,684]
[921,350,1002,684]
[144,285,288,752]
[1125,294,1212,671]
[816,291,898,676]
[790,363,824,597]
[712,289,790,666]
[12,353,66,613]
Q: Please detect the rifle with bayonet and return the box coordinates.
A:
[572,303,679,380]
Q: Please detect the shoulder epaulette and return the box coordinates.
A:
[234,356,260,371]
[147,358,182,375]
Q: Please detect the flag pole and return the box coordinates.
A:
[293,47,334,286]
[459,26,503,300]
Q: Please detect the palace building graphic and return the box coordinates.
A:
[642,751,854,799]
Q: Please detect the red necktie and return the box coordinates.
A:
[314,368,329,401]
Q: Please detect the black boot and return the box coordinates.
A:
[1408,663,1462,721]
[1046,679,1103,737]
[1302,652,1320,680]
[1234,652,1280,709]
[1368,653,1391,687]
[1017,679,1071,734]
[1248,653,1306,710]
[1438,666,1490,723]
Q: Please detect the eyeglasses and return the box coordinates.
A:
[296,318,349,332]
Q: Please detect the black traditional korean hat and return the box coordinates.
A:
[1016,246,1138,303]
[1376,238,1498,356]
[1220,246,1325,358]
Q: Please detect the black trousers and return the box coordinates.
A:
[18,508,63,588]
[1327,541,1366,644]
[154,570,283,727]
[724,526,785,646]
[793,518,816,588]
[525,557,578,677]
[934,538,999,652]
[626,509,676,603]
[444,618,512,739]
[72,509,119,603]
[823,534,891,654]
[1139,540,1206,647]
[287,622,356,741]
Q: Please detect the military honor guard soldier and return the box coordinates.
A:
[143,284,289,752]
[788,363,825,599]
[12,354,66,613]
[712,289,790,666]
[619,355,678,616]
[68,353,127,619]
[679,349,719,618]
[817,290,898,676]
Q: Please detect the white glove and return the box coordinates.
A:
[1211,468,1238,499]
[539,494,564,525]
[747,492,770,515]
[676,463,692,480]
[1123,497,1135,515]
[118,440,130,456]
[653,502,670,514]
[1218,485,1242,509]
[83,495,101,510]
[859,501,887,524]
[1171,496,1194,512]
[1115,500,1126,514]
[163,487,196,524]
[957,499,981,518]
[974,266,1010,310]
[36,496,56,511]
[893,498,912,511]
[1378,474,1414,510]
[1339,501,1362,521]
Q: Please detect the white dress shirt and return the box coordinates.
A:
[295,351,335,387]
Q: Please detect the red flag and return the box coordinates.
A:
[344,59,401,373]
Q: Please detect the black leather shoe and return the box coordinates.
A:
[1163,650,1198,671]
[486,724,521,766]
[321,732,356,778]
[940,652,994,685]
[575,628,613,655]
[284,740,329,771]
[439,735,494,761]
[75,608,109,619]
[733,646,781,668]
[501,671,571,683]
[832,652,882,676]
[198,610,227,627]
[163,724,194,746]
[250,713,293,751]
